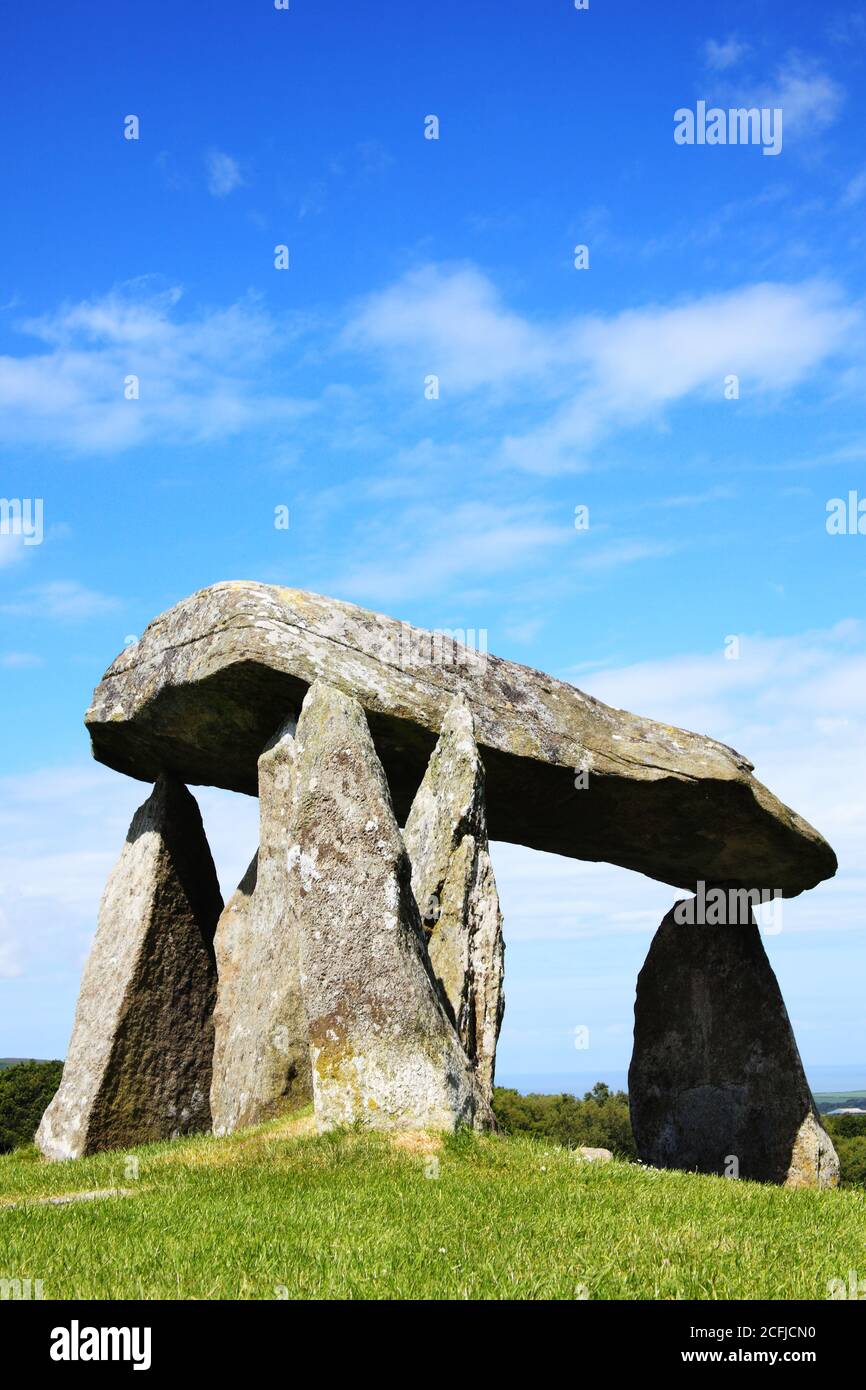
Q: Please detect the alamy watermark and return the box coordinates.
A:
[826,492,866,535]
[390,623,488,675]
[0,1277,44,1300]
[0,497,43,546]
[675,881,783,933]
[674,102,783,157]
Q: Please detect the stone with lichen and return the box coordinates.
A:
[37,776,221,1160]
[629,903,839,1188]
[210,716,311,1135]
[403,696,504,1102]
[288,679,493,1133]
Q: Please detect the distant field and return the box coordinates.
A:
[0,1107,863,1300]
[815,1091,866,1114]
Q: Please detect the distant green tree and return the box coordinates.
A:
[0,1060,63,1153]
[832,1137,866,1188]
[825,1113,866,1141]
[492,1083,636,1158]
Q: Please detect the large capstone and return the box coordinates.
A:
[628,903,840,1188]
[37,777,222,1160]
[210,716,311,1135]
[84,582,836,898]
[403,697,505,1102]
[288,679,493,1133]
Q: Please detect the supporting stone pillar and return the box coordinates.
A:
[403,697,505,1104]
[629,902,839,1188]
[37,777,222,1160]
[210,716,311,1134]
[288,679,493,1133]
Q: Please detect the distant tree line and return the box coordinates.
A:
[492,1084,866,1187]
[492,1082,637,1158]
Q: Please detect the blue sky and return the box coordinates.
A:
[1,0,865,1086]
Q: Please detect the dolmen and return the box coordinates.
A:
[38,582,839,1187]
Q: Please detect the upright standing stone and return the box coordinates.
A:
[403,697,505,1102]
[288,680,493,1133]
[37,777,222,1160]
[629,903,840,1188]
[210,717,311,1134]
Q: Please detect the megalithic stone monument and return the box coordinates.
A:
[288,680,493,1132]
[629,902,839,1188]
[84,582,835,896]
[37,582,840,1181]
[210,716,311,1135]
[403,696,505,1103]
[37,776,222,1160]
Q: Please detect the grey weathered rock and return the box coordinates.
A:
[575,1147,613,1164]
[629,905,840,1188]
[403,697,504,1102]
[210,717,311,1135]
[37,777,222,1160]
[288,679,493,1133]
[84,582,836,897]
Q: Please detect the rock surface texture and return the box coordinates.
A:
[288,680,493,1133]
[210,716,311,1135]
[628,905,840,1188]
[37,777,222,1160]
[403,697,505,1102]
[84,582,836,897]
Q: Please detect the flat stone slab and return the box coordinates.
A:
[85,582,835,895]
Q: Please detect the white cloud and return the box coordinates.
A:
[841,168,866,207]
[727,54,845,139]
[1,581,120,621]
[0,283,314,451]
[343,264,555,392]
[704,36,750,71]
[346,266,857,473]
[205,149,244,197]
[321,501,571,603]
[0,651,43,668]
[0,532,27,568]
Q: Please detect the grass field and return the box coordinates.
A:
[1,1108,864,1300]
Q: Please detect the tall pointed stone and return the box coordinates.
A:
[37,777,222,1160]
[403,697,505,1102]
[288,680,493,1133]
[629,903,840,1188]
[210,717,311,1134]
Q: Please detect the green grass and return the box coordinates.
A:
[0,1109,863,1300]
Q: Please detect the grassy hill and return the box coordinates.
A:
[1,1107,863,1300]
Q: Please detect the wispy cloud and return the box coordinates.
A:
[722,53,846,140]
[704,36,750,71]
[320,502,570,604]
[205,149,244,197]
[0,282,315,451]
[0,651,43,668]
[1,581,121,621]
[345,265,858,473]
[841,168,866,207]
